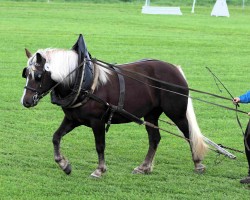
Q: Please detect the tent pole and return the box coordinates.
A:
[192,0,196,13]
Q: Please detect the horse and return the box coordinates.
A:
[21,47,207,177]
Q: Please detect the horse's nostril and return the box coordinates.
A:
[23,100,32,107]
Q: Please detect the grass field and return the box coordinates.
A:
[1,1,250,199]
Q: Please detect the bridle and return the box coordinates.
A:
[22,63,48,103]
[22,60,86,105]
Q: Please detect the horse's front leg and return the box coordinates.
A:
[133,113,161,174]
[90,120,107,178]
[52,116,79,175]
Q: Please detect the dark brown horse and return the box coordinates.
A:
[21,47,207,177]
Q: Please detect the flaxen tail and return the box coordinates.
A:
[186,97,208,160]
[176,66,208,161]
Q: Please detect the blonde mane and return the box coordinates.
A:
[28,48,111,88]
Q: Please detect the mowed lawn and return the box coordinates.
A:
[0,1,250,199]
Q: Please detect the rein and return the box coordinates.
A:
[90,58,249,155]
[91,58,249,116]
[206,67,249,151]
[90,58,249,153]
[94,59,233,102]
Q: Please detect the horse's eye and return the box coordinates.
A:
[22,68,27,78]
[34,71,43,81]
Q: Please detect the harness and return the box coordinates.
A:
[51,34,94,108]
[22,34,249,158]
[48,35,128,133]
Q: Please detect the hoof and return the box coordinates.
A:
[90,168,106,178]
[194,163,206,173]
[132,166,151,174]
[63,163,72,175]
[240,176,250,184]
[57,158,71,175]
[132,167,145,174]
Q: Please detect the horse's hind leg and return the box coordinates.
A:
[172,117,206,173]
[52,116,79,175]
[133,109,162,174]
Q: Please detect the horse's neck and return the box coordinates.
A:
[54,84,72,98]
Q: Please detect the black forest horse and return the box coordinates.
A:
[21,41,207,177]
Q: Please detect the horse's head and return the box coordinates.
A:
[21,49,56,108]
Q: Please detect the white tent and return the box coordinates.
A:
[192,0,245,14]
[211,0,230,17]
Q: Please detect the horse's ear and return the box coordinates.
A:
[25,48,32,58]
[36,53,45,64]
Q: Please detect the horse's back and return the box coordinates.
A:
[106,60,189,116]
[119,59,188,88]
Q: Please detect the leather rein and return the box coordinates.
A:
[92,58,249,116]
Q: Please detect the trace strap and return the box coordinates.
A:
[85,91,236,159]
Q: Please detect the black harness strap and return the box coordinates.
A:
[85,92,144,126]
[105,67,126,132]
[116,68,125,110]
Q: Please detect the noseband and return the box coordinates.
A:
[23,85,45,104]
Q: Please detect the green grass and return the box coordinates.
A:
[1,1,250,199]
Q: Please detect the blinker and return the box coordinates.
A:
[22,67,44,81]
[22,68,27,78]
[34,71,43,81]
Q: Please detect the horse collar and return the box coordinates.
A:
[50,34,94,108]
[50,61,94,108]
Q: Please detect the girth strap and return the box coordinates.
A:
[106,67,125,132]
[117,68,125,110]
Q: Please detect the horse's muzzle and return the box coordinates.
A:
[22,95,39,108]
